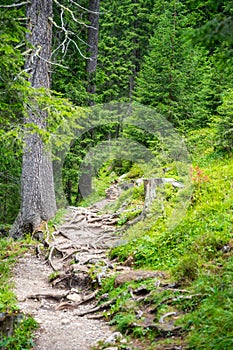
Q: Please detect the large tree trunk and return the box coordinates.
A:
[10,0,56,238]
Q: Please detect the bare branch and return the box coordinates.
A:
[69,38,91,60]
[49,17,90,60]
[0,1,27,8]
[37,54,69,69]
[69,0,100,15]
[54,0,96,29]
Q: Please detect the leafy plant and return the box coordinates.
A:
[0,238,38,348]
[0,316,38,350]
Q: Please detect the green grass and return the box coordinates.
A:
[182,256,233,349]
[111,156,233,271]
[0,238,38,349]
[0,316,38,350]
[0,239,22,311]
[104,133,233,349]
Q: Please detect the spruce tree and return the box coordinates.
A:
[135,0,215,129]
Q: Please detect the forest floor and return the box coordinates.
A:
[11,181,195,350]
[12,196,137,350]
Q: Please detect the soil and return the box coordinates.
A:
[13,255,113,350]
[12,198,123,350]
[11,193,187,350]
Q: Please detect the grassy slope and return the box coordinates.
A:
[104,130,233,349]
[1,129,232,350]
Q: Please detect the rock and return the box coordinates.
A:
[35,318,43,324]
[105,347,118,350]
[66,293,82,303]
[104,331,123,344]
[105,185,120,200]
[61,318,70,325]
[114,270,166,287]
[120,337,128,344]
[123,255,134,267]
[71,264,89,273]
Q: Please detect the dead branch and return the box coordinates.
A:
[159,312,178,324]
[55,290,99,310]
[54,0,96,29]
[48,246,58,271]
[76,298,116,316]
[69,0,100,14]
[25,292,69,302]
[0,2,27,7]
[151,293,203,313]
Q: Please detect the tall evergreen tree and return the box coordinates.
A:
[0,3,27,225]
[135,0,216,128]
[10,0,57,238]
[96,0,154,102]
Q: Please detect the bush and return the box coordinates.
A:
[215,89,233,153]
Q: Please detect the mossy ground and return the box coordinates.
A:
[1,128,232,350]
[92,129,233,349]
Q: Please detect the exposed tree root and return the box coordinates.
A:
[76,298,117,316]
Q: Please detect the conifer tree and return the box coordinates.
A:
[96,0,154,102]
[135,0,215,128]
[10,0,57,238]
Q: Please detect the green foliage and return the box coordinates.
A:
[97,0,154,102]
[186,0,233,71]
[47,208,67,229]
[0,239,22,311]
[110,313,136,333]
[0,140,21,225]
[1,1,233,348]
[124,164,144,179]
[215,89,233,152]
[111,153,233,270]
[107,140,233,349]
[173,254,199,284]
[181,258,233,350]
[135,1,218,128]
[0,316,38,350]
[0,238,38,348]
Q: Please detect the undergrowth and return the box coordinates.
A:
[0,238,38,349]
[97,130,233,349]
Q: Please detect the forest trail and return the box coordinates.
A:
[13,197,130,350]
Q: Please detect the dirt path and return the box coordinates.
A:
[13,200,126,350]
[14,256,113,350]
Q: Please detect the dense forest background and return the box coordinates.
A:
[1,0,233,226]
[0,1,233,349]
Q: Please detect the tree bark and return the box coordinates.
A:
[143,178,184,214]
[76,0,100,202]
[10,0,56,238]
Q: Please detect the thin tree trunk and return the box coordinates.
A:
[86,0,100,102]
[10,0,56,238]
[77,0,100,201]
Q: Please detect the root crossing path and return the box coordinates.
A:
[13,200,128,350]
